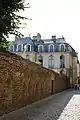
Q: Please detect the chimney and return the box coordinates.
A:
[33,36,37,40]
[37,33,41,41]
[52,35,56,39]
[33,33,41,41]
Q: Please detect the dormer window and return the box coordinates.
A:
[27,45,30,51]
[59,44,65,52]
[18,45,22,52]
[38,45,44,52]
[10,46,13,52]
[49,45,54,52]
[24,44,31,52]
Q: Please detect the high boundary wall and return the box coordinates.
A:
[0,51,70,116]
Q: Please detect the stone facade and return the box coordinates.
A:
[0,51,70,116]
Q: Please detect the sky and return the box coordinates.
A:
[12,0,80,60]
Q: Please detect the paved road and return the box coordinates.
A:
[0,89,80,120]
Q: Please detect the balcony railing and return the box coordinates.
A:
[60,64,65,68]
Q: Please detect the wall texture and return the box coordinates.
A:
[73,57,77,85]
[0,51,70,116]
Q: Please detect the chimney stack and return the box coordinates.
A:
[52,35,56,39]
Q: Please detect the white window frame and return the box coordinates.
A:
[48,44,54,52]
[24,44,31,52]
[10,45,14,52]
[60,55,65,68]
[59,44,65,52]
[48,55,54,68]
[18,45,22,52]
[38,45,44,52]
[21,44,23,51]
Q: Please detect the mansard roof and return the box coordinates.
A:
[11,37,33,45]
[9,36,77,57]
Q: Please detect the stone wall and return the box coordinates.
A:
[0,51,70,116]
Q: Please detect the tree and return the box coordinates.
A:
[0,0,30,49]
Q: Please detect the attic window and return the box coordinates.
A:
[38,45,44,52]
[10,46,13,52]
[27,45,30,52]
[24,44,31,52]
[60,44,65,52]
[18,45,21,52]
[49,45,54,52]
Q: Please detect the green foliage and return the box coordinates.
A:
[0,0,29,49]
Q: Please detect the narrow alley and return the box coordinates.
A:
[0,89,80,120]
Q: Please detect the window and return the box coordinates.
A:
[27,45,30,52]
[60,55,65,68]
[49,45,54,52]
[38,55,43,65]
[10,46,13,52]
[23,43,26,51]
[60,44,65,52]
[24,44,31,52]
[18,45,21,52]
[38,45,44,52]
[48,55,54,68]
[14,44,17,52]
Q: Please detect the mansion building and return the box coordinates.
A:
[9,33,78,86]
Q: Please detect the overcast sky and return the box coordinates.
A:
[17,0,80,60]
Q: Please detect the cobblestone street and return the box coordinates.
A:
[0,89,80,120]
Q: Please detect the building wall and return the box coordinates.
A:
[69,54,73,67]
[72,57,77,85]
[79,64,80,77]
[14,51,77,86]
[0,51,70,116]
[53,53,60,68]
[17,52,77,84]
[77,63,79,77]
[15,52,73,76]
[16,52,36,62]
[36,52,70,69]
[65,53,70,68]
[78,64,80,84]
[77,63,80,84]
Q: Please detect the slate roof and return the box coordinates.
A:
[9,36,77,57]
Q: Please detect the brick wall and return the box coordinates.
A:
[0,51,70,116]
